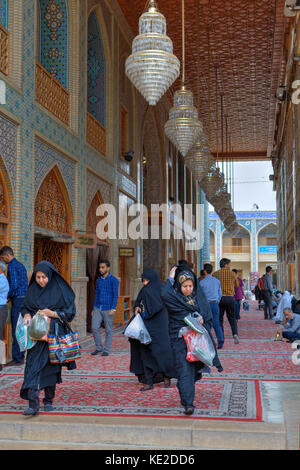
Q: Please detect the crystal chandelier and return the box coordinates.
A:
[200,167,225,200]
[164,0,202,156]
[125,0,180,106]
[185,133,216,182]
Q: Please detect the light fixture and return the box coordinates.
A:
[124,150,134,162]
[164,0,203,156]
[125,0,180,106]
[185,135,215,182]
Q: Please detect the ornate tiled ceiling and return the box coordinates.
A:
[117,0,287,160]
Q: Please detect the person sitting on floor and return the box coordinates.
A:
[275,308,300,343]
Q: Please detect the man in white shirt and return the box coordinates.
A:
[0,260,9,370]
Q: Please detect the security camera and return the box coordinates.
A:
[284,0,300,16]
[124,150,134,162]
[275,85,288,101]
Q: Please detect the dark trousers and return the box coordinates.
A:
[282,331,300,342]
[235,299,241,320]
[0,305,7,341]
[11,297,25,362]
[219,296,238,337]
[173,338,199,408]
[209,302,224,346]
[28,386,56,411]
[262,291,273,319]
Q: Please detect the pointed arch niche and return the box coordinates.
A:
[0,166,11,249]
[34,166,73,281]
[86,190,109,332]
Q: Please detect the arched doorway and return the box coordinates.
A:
[0,169,10,249]
[34,166,72,281]
[222,224,251,280]
[86,190,109,331]
[257,222,278,287]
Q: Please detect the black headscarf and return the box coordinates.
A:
[135,269,164,320]
[21,260,76,322]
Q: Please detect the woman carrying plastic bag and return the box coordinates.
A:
[124,313,152,345]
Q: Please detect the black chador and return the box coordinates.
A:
[129,269,176,390]
[161,267,223,413]
[20,261,77,411]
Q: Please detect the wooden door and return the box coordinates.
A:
[119,256,126,296]
[232,238,242,253]
[34,237,70,282]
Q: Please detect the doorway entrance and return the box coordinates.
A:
[34,237,70,282]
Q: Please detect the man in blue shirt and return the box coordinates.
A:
[0,260,9,370]
[91,260,119,357]
[200,263,224,349]
[0,246,28,365]
[276,308,300,342]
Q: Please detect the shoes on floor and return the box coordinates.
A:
[91,350,102,356]
[233,334,240,344]
[101,352,109,357]
[217,343,224,349]
[22,408,39,417]
[44,404,54,412]
[0,364,2,372]
[140,385,153,391]
[6,360,24,367]
[164,378,171,388]
[184,407,194,416]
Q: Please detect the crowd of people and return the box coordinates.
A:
[0,245,299,417]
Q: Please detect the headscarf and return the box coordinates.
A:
[174,266,197,305]
[21,260,76,322]
[135,269,164,320]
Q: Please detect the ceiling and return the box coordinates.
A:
[117,0,288,161]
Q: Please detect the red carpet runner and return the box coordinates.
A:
[0,301,299,420]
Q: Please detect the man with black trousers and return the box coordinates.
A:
[261,266,274,320]
[213,258,240,345]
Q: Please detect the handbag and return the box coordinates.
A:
[48,320,81,364]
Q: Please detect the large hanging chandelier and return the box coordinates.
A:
[200,167,225,200]
[164,0,202,156]
[125,0,180,106]
[185,133,216,182]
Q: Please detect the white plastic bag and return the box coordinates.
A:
[179,325,216,367]
[16,314,36,352]
[124,314,152,345]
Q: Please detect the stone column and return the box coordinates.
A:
[251,218,258,273]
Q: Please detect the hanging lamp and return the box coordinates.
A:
[164,0,203,156]
[125,0,180,106]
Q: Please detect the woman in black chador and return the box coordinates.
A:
[161,265,223,415]
[129,269,176,391]
[20,261,77,416]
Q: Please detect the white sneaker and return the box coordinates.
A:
[233,334,239,344]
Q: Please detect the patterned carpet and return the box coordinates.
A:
[0,301,299,420]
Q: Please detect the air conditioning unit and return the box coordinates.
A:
[284,0,300,16]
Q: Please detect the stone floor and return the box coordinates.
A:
[0,301,299,450]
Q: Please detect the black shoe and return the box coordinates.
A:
[91,350,102,356]
[101,352,109,356]
[217,343,224,349]
[23,408,39,417]
[164,378,171,388]
[184,407,194,416]
[140,385,153,391]
[44,404,54,412]
[0,364,2,372]
[6,360,24,367]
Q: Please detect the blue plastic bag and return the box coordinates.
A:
[16,314,36,352]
